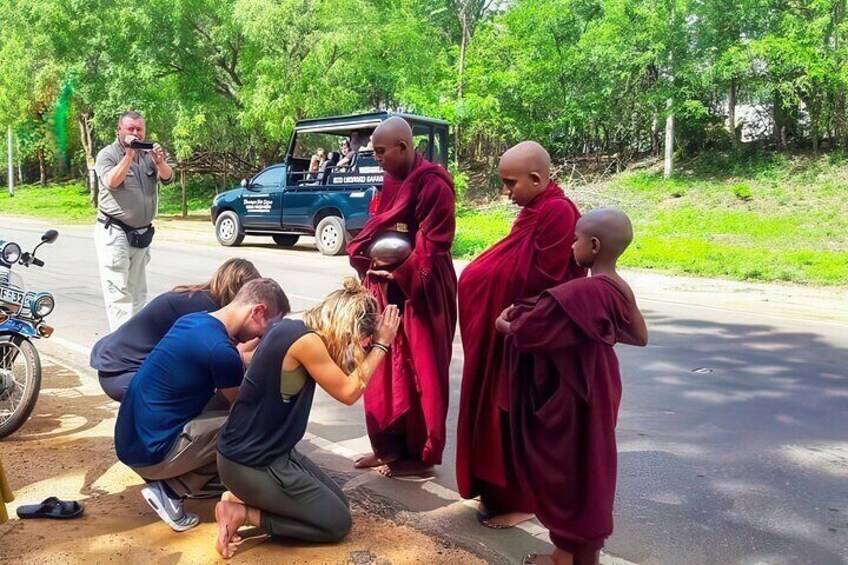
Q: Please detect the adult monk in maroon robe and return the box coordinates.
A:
[497,210,648,565]
[456,142,585,528]
[347,117,457,478]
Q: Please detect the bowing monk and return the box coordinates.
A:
[347,117,457,478]
[456,141,585,528]
[497,209,648,565]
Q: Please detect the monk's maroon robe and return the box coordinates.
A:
[456,182,584,510]
[504,275,644,555]
[348,154,456,465]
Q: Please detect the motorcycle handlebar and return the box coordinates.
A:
[32,257,44,267]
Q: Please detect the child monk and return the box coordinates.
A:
[456,141,584,528]
[496,209,649,565]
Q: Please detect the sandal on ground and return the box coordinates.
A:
[17,496,84,520]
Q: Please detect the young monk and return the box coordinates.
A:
[456,141,585,528]
[347,117,457,478]
[497,209,649,565]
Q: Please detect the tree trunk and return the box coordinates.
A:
[728,78,738,148]
[773,90,783,149]
[181,170,187,218]
[651,115,660,155]
[78,112,97,205]
[455,8,469,166]
[664,98,674,179]
[37,147,46,186]
[6,126,13,196]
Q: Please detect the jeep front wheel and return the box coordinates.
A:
[315,216,347,256]
[215,211,245,247]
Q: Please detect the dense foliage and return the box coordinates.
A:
[2,0,847,186]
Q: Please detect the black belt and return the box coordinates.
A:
[97,213,151,233]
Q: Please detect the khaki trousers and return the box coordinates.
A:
[94,222,150,332]
[132,409,228,497]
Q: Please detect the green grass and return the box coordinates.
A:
[0,179,219,223]
[454,206,516,258]
[0,182,96,222]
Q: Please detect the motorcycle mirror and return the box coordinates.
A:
[41,230,59,244]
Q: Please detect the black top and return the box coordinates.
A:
[218,319,315,467]
[90,290,218,373]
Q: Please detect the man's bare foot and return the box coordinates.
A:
[481,511,535,529]
[215,501,247,559]
[221,491,245,505]
[354,453,389,469]
[377,459,434,478]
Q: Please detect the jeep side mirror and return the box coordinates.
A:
[240,178,248,188]
[41,230,58,244]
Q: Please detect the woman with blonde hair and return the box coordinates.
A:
[213,277,400,559]
[91,258,263,402]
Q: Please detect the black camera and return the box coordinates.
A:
[128,139,155,150]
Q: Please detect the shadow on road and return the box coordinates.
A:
[609,310,848,564]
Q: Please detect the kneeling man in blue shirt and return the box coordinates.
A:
[115,278,289,531]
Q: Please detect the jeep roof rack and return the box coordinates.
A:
[294,111,449,134]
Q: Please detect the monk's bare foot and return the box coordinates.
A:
[377,459,434,478]
[354,453,389,469]
[215,501,247,559]
[481,511,535,529]
[522,549,578,565]
[522,553,566,565]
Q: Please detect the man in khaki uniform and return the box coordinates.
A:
[94,111,173,331]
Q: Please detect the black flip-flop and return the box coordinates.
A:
[17,496,84,520]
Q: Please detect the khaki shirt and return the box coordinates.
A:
[95,139,172,228]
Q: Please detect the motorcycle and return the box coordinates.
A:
[0,229,58,439]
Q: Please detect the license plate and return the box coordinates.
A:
[0,286,24,305]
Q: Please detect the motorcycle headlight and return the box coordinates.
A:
[32,293,55,317]
[0,242,21,265]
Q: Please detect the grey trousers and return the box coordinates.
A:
[133,409,228,497]
[217,450,352,543]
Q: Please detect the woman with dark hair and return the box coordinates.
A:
[90,258,261,402]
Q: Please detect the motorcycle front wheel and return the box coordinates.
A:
[0,338,41,439]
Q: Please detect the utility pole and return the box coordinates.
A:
[664,97,674,179]
[7,126,13,197]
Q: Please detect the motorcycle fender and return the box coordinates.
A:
[0,318,37,339]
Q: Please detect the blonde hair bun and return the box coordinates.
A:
[342,276,363,294]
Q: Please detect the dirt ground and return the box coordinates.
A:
[0,361,484,565]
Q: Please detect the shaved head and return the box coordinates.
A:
[372,117,416,178]
[577,209,634,258]
[499,141,553,207]
[500,141,551,184]
[372,117,413,146]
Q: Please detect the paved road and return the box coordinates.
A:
[3,219,847,564]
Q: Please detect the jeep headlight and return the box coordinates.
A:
[32,293,55,317]
[0,242,21,265]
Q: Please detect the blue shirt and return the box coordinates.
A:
[115,312,244,467]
